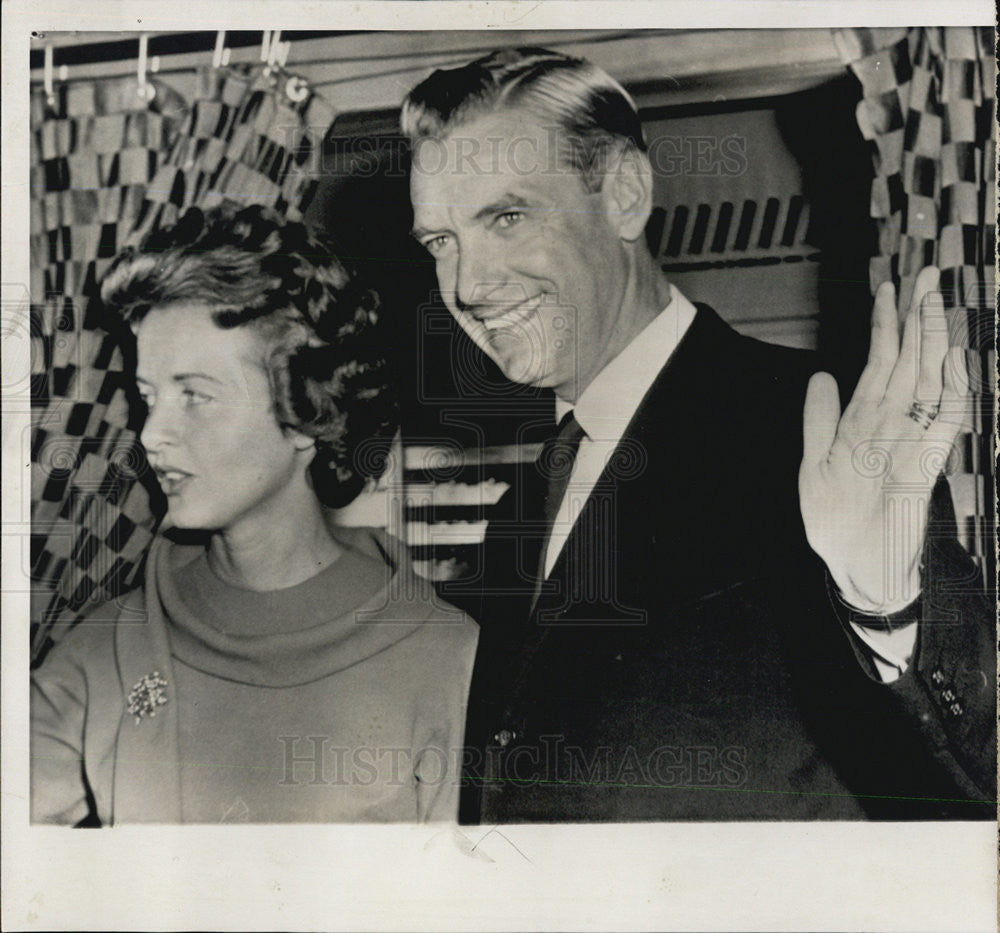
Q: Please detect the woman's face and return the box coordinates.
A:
[135,302,311,534]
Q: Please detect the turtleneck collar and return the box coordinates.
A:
[150,527,442,688]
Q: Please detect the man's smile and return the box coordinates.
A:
[476,294,544,332]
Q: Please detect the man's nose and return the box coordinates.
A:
[454,247,525,312]
[454,243,493,311]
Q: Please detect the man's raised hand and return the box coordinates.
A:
[799,266,969,613]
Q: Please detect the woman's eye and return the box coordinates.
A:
[182,388,211,406]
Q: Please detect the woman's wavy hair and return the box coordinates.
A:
[99,203,398,509]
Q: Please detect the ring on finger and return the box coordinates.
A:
[906,399,940,430]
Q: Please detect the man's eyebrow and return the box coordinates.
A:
[471,194,532,222]
[410,195,535,239]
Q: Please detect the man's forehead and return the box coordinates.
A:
[411,109,567,178]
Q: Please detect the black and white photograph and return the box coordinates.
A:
[2,2,996,929]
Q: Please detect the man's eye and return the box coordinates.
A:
[496,210,524,229]
[423,234,451,256]
[138,394,154,411]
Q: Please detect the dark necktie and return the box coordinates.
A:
[533,410,586,606]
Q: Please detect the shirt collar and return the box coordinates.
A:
[555,284,698,440]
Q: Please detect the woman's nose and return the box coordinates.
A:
[138,399,174,456]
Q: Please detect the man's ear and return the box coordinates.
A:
[601,146,654,242]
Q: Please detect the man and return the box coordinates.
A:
[402,48,994,822]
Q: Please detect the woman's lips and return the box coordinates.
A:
[155,468,193,496]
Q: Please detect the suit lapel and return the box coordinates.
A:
[534,304,742,622]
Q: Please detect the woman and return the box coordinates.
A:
[31,204,479,824]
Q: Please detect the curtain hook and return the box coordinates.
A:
[260,30,273,63]
[212,30,227,70]
[44,44,56,106]
[268,31,283,68]
[285,75,309,103]
[136,33,156,102]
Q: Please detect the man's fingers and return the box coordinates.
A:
[909,265,941,314]
[926,346,970,445]
[915,290,948,403]
[802,372,840,465]
[851,280,899,404]
[884,283,922,404]
[943,344,971,397]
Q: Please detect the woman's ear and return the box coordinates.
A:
[601,146,654,242]
[290,431,317,454]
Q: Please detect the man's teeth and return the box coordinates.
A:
[482,298,540,331]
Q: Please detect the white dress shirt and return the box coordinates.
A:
[545,285,917,681]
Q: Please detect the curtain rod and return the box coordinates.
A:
[28,30,361,71]
[27,28,661,88]
[29,27,669,73]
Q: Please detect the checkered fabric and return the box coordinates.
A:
[30,65,337,663]
[834,26,996,582]
[127,64,335,245]
[29,76,187,660]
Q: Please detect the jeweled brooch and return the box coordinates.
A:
[126,671,168,724]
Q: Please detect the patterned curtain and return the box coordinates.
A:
[30,75,187,660]
[832,26,996,583]
[30,61,337,663]
[128,64,335,243]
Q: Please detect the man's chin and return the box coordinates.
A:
[499,364,549,389]
[488,347,551,389]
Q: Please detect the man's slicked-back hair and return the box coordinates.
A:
[401,47,647,192]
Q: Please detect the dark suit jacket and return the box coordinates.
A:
[441,305,995,823]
